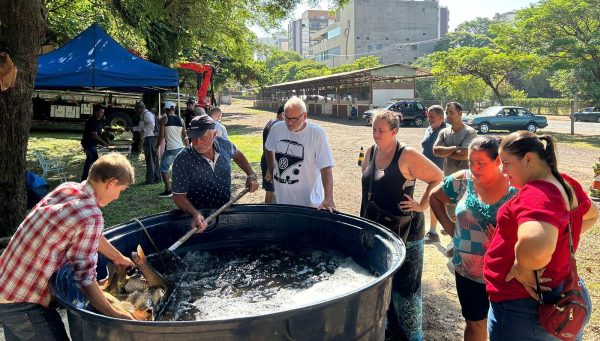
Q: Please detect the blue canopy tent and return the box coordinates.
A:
[35,23,178,92]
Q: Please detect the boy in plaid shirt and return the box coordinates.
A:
[0,153,136,340]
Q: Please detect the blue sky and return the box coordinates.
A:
[254,0,537,37]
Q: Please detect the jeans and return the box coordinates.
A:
[0,302,69,341]
[160,148,183,173]
[488,279,592,341]
[81,146,98,181]
[143,136,161,184]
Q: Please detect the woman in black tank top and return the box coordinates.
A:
[361,110,443,341]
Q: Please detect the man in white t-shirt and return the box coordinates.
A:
[264,97,336,211]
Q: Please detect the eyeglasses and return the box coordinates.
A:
[284,114,304,123]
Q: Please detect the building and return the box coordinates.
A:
[288,10,335,58]
[309,0,446,68]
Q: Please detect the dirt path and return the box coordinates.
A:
[223,100,599,341]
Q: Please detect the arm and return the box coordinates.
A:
[432,145,458,157]
[173,193,208,232]
[180,120,189,147]
[80,282,133,320]
[447,148,469,160]
[360,147,372,174]
[515,221,559,271]
[429,183,455,236]
[98,236,134,270]
[581,201,599,234]
[265,150,276,182]
[318,166,336,212]
[399,149,444,212]
[155,117,166,150]
[91,132,109,147]
[233,150,259,192]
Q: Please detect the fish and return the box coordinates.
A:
[131,245,171,289]
[98,246,170,321]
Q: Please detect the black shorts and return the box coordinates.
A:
[455,271,489,321]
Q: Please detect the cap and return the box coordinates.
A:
[164,101,175,109]
[134,101,145,109]
[187,115,215,139]
[186,98,196,105]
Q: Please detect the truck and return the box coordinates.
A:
[32,63,216,129]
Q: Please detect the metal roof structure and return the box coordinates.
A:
[261,63,432,98]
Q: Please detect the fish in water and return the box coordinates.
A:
[99,245,170,320]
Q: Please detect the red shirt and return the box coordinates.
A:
[484,174,591,302]
[0,181,103,307]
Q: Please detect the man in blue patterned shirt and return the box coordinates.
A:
[171,115,259,232]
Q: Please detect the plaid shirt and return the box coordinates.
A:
[0,181,103,307]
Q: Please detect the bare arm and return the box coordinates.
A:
[80,282,133,320]
[98,236,134,270]
[180,125,189,147]
[515,221,559,271]
[399,149,443,211]
[582,201,599,234]
[360,147,372,174]
[91,132,109,147]
[429,183,455,236]
[155,117,166,150]
[318,166,336,212]
[233,150,259,192]
[447,148,469,160]
[265,150,276,182]
[432,145,458,157]
[173,193,207,232]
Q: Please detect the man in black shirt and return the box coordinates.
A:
[183,98,196,129]
[81,105,109,180]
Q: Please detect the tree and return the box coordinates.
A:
[501,0,600,101]
[272,59,331,83]
[434,17,495,51]
[331,56,381,74]
[0,1,47,236]
[430,47,537,104]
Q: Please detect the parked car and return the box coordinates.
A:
[573,107,600,122]
[463,106,548,134]
[362,100,426,126]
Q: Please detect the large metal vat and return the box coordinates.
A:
[51,205,404,341]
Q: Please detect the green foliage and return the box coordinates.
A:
[434,17,496,51]
[331,56,381,74]
[272,59,331,83]
[506,0,600,102]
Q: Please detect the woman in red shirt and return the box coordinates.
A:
[483,131,598,340]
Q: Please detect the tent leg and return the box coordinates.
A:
[158,92,161,114]
[177,86,181,117]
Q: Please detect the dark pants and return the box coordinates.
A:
[0,302,69,341]
[81,146,98,181]
[143,136,161,184]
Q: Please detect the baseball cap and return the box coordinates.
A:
[187,115,216,139]
[186,98,196,105]
[163,101,175,109]
[134,101,145,109]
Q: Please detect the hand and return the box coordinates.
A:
[246,175,259,193]
[505,262,552,299]
[112,309,134,320]
[399,194,424,212]
[111,254,135,271]
[264,170,273,182]
[192,212,208,233]
[318,198,337,213]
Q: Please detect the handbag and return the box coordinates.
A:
[362,145,413,242]
[534,221,588,340]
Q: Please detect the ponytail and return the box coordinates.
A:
[539,135,573,205]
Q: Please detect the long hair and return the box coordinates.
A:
[499,131,572,203]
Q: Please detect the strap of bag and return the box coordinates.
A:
[362,145,377,217]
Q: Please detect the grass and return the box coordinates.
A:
[550,132,600,150]
[27,127,264,228]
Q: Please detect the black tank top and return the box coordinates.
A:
[360,142,416,216]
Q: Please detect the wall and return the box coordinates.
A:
[373,89,414,107]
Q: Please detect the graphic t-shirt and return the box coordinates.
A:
[264,121,334,208]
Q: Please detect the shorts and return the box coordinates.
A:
[455,271,489,321]
[160,148,183,173]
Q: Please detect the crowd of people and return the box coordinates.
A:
[0,96,597,341]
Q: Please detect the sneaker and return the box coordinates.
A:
[424,231,440,244]
[445,246,454,257]
[158,190,173,198]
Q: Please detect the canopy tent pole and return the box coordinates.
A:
[177,86,181,117]
[158,92,161,114]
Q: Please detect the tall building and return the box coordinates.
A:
[439,6,449,37]
[288,10,335,58]
[310,0,446,67]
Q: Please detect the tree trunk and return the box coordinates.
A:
[0,1,47,236]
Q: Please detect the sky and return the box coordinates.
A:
[254,0,537,37]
